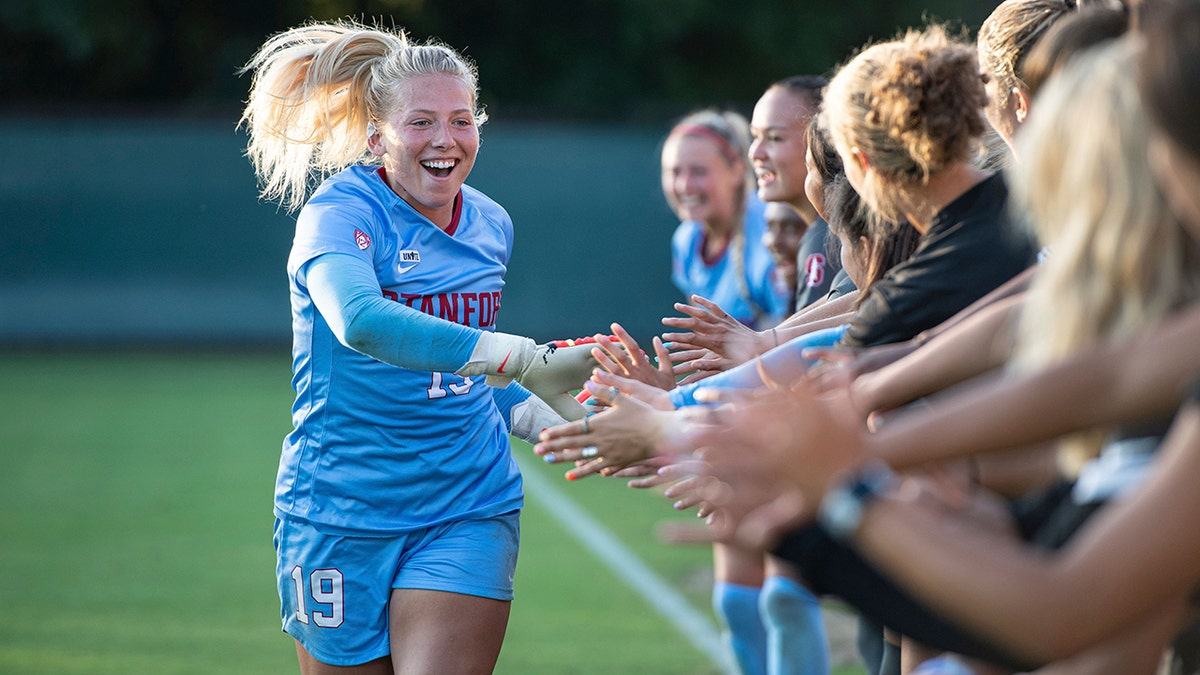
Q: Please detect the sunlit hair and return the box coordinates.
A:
[239,19,485,212]
[1010,39,1200,474]
[1019,5,1128,98]
[768,74,828,121]
[822,24,989,222]
[973,126,1013,172]
[664,109,755,206]
[977,0,1078,109]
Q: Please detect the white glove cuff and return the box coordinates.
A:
[454,331,536,386]
[508,396,567,445]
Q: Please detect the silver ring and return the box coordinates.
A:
[581,417,590,434]
[581,446,599,459]
[608,386,620,401]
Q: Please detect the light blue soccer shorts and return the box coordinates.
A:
[274,510,520,666]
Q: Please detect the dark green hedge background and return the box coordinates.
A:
[0,1,996,346]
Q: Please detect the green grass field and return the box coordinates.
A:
[0,352,863,674]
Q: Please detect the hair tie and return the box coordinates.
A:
[669,123,743,168]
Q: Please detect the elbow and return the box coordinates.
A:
[339,317,382,357]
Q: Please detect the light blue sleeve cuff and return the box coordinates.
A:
[669,324,849,408]
[491,381,534,433]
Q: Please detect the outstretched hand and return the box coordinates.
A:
[663,346,723,386]
[663,373,872,549]
[588,368,675,411]
[534,379,690,480]
[591,323,677,393]
[661,295,772,371]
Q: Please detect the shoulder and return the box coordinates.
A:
[673,220,701,246]
[460,184,512,226]
[300,166,391,231]
[290,167,393,272]
[310,166,393,206]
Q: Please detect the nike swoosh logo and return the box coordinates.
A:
[496,350,513,374]
[396,263,419,274]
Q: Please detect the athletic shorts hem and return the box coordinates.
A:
[391,580,515,602]
[283,627,390,668]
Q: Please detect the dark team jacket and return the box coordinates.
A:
[840,172,1038,348]
[793,217,843,311]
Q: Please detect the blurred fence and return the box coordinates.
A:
[0,115,682,348]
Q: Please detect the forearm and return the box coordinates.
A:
[669,325,848,407]
[855,404,1200,663]
[870,304,1200,466]
[974,443,1061,499]
[855,295,1022,413]
[775,312,856,344]
[770,522,1035,671]
[306,253,479,371]
[854,496,1086,663]
[779,291,859,328]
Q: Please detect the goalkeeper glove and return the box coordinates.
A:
[456,333,618,420]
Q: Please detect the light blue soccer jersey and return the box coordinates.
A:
[278,165,523,535]
[670,195,790,328]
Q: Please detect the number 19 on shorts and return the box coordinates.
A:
[291,566,345,628]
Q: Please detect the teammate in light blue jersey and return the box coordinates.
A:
[671,193,788,329]
[240,20,599,674]
[664,111,792,332]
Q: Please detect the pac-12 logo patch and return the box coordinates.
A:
[397,250,421,273]
[354,229,371,250]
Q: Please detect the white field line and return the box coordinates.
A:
[517,454,730,672]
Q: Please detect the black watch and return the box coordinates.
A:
[818,462,896,542]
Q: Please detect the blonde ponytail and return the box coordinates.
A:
[239,19,484,212]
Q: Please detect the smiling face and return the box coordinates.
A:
[660,134,744,231]
[368,73,479,228]
[750,87,814,209]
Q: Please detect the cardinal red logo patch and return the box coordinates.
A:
[804,253,826,288]
[354,229,371,250]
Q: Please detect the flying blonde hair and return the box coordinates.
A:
[239,19,485,212]
[1009,38,1200,473]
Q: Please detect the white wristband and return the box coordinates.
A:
[454,331,536,386]
[508,396,567,444]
